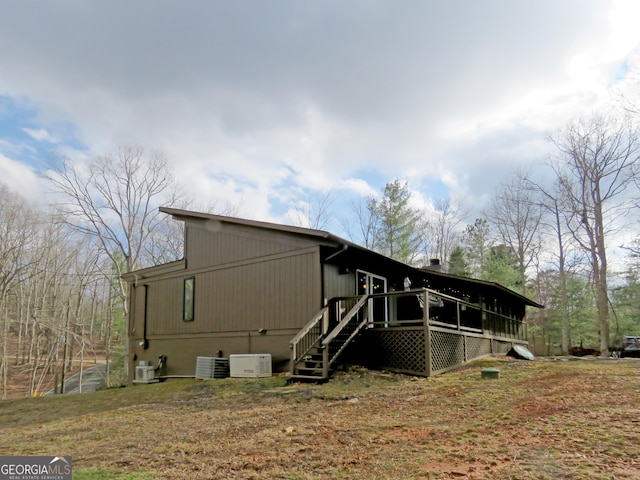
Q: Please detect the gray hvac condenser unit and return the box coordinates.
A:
[133,361,159,383]
[195,356,230,379]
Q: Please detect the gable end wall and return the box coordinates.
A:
[185,220,325,269]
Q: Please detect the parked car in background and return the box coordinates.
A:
[619,336,640,358]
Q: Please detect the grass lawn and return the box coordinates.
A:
[1,356,639,479]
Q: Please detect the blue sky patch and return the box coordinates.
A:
[0,95,85,170]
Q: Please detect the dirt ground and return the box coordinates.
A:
[1,356,639,479]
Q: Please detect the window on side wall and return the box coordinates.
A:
[183,277,195,321]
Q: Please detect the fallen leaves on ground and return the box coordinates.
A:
[1,357,639,479]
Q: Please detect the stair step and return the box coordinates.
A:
[297,366,324,373]
[294,368,322,377]
[304,354,323,360]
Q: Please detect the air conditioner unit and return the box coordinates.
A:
[133,365,158,383]
[195,356,229,379]
[229,354,272,378]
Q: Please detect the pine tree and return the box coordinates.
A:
[371,180,424,265]
[448,245,469,276]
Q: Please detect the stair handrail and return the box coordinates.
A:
[322,294,368,345]
[321,294,369,374]
[289,306,329,373]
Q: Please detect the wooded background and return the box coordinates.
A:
[2,106,640,399]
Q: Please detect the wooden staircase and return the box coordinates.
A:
[291,350,327,381]
[289,294,369,382]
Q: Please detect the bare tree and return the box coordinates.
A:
[0,183,43,297]
[0,180,121,398]
[48,146,184,311]
[549,114,640,356]
[142,217,186,265]
[25,220,75,395]
[341,196,379,250]
[424,198,467,269]
[0,183,45,398]
[288,190,337,231]
[487,170,544,294]
[525,177,574,354]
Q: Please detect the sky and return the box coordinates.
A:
[1,0,640,240]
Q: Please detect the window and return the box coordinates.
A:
[183,277,195,321]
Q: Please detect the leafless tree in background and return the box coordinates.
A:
[47,145,184,318]
[525,177,574,354]
[549,114,640,356]
[288,190,337,231]
[341,196,379,250]
[615,66,640,257]
[0,183,46,398]
[487,170,544,295]
[424,198,467,270]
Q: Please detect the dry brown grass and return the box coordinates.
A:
[1,356,640,479]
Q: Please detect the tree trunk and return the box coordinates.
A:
[1,292,9,400]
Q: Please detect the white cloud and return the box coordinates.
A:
[0,154,46,204]
[23,127,59,143]
[0,0,639,231]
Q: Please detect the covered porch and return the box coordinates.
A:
[290,288,530,381]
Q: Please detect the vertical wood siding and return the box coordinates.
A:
[322,264,356,300]
[186,221,317,269]
[147,248,322,335]
[129,284,146,339]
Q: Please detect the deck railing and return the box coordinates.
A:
[291,288,528,379]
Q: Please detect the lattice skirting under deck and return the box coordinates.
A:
[364,328,427,375]
[491,339,513,355]
[364,327,520,377]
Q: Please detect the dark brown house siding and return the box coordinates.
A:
[126,259,186,340]
[185,220,320,270]
[145,247,323,335]
[323,263,355,300]
[126,245,324,377]
[129,284,146,341]
[145,276,184,334]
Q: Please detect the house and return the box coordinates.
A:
[123,207,542,382]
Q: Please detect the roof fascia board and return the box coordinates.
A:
[421,268,543,308]
[123,259,186,281]
[160,206,351,245]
